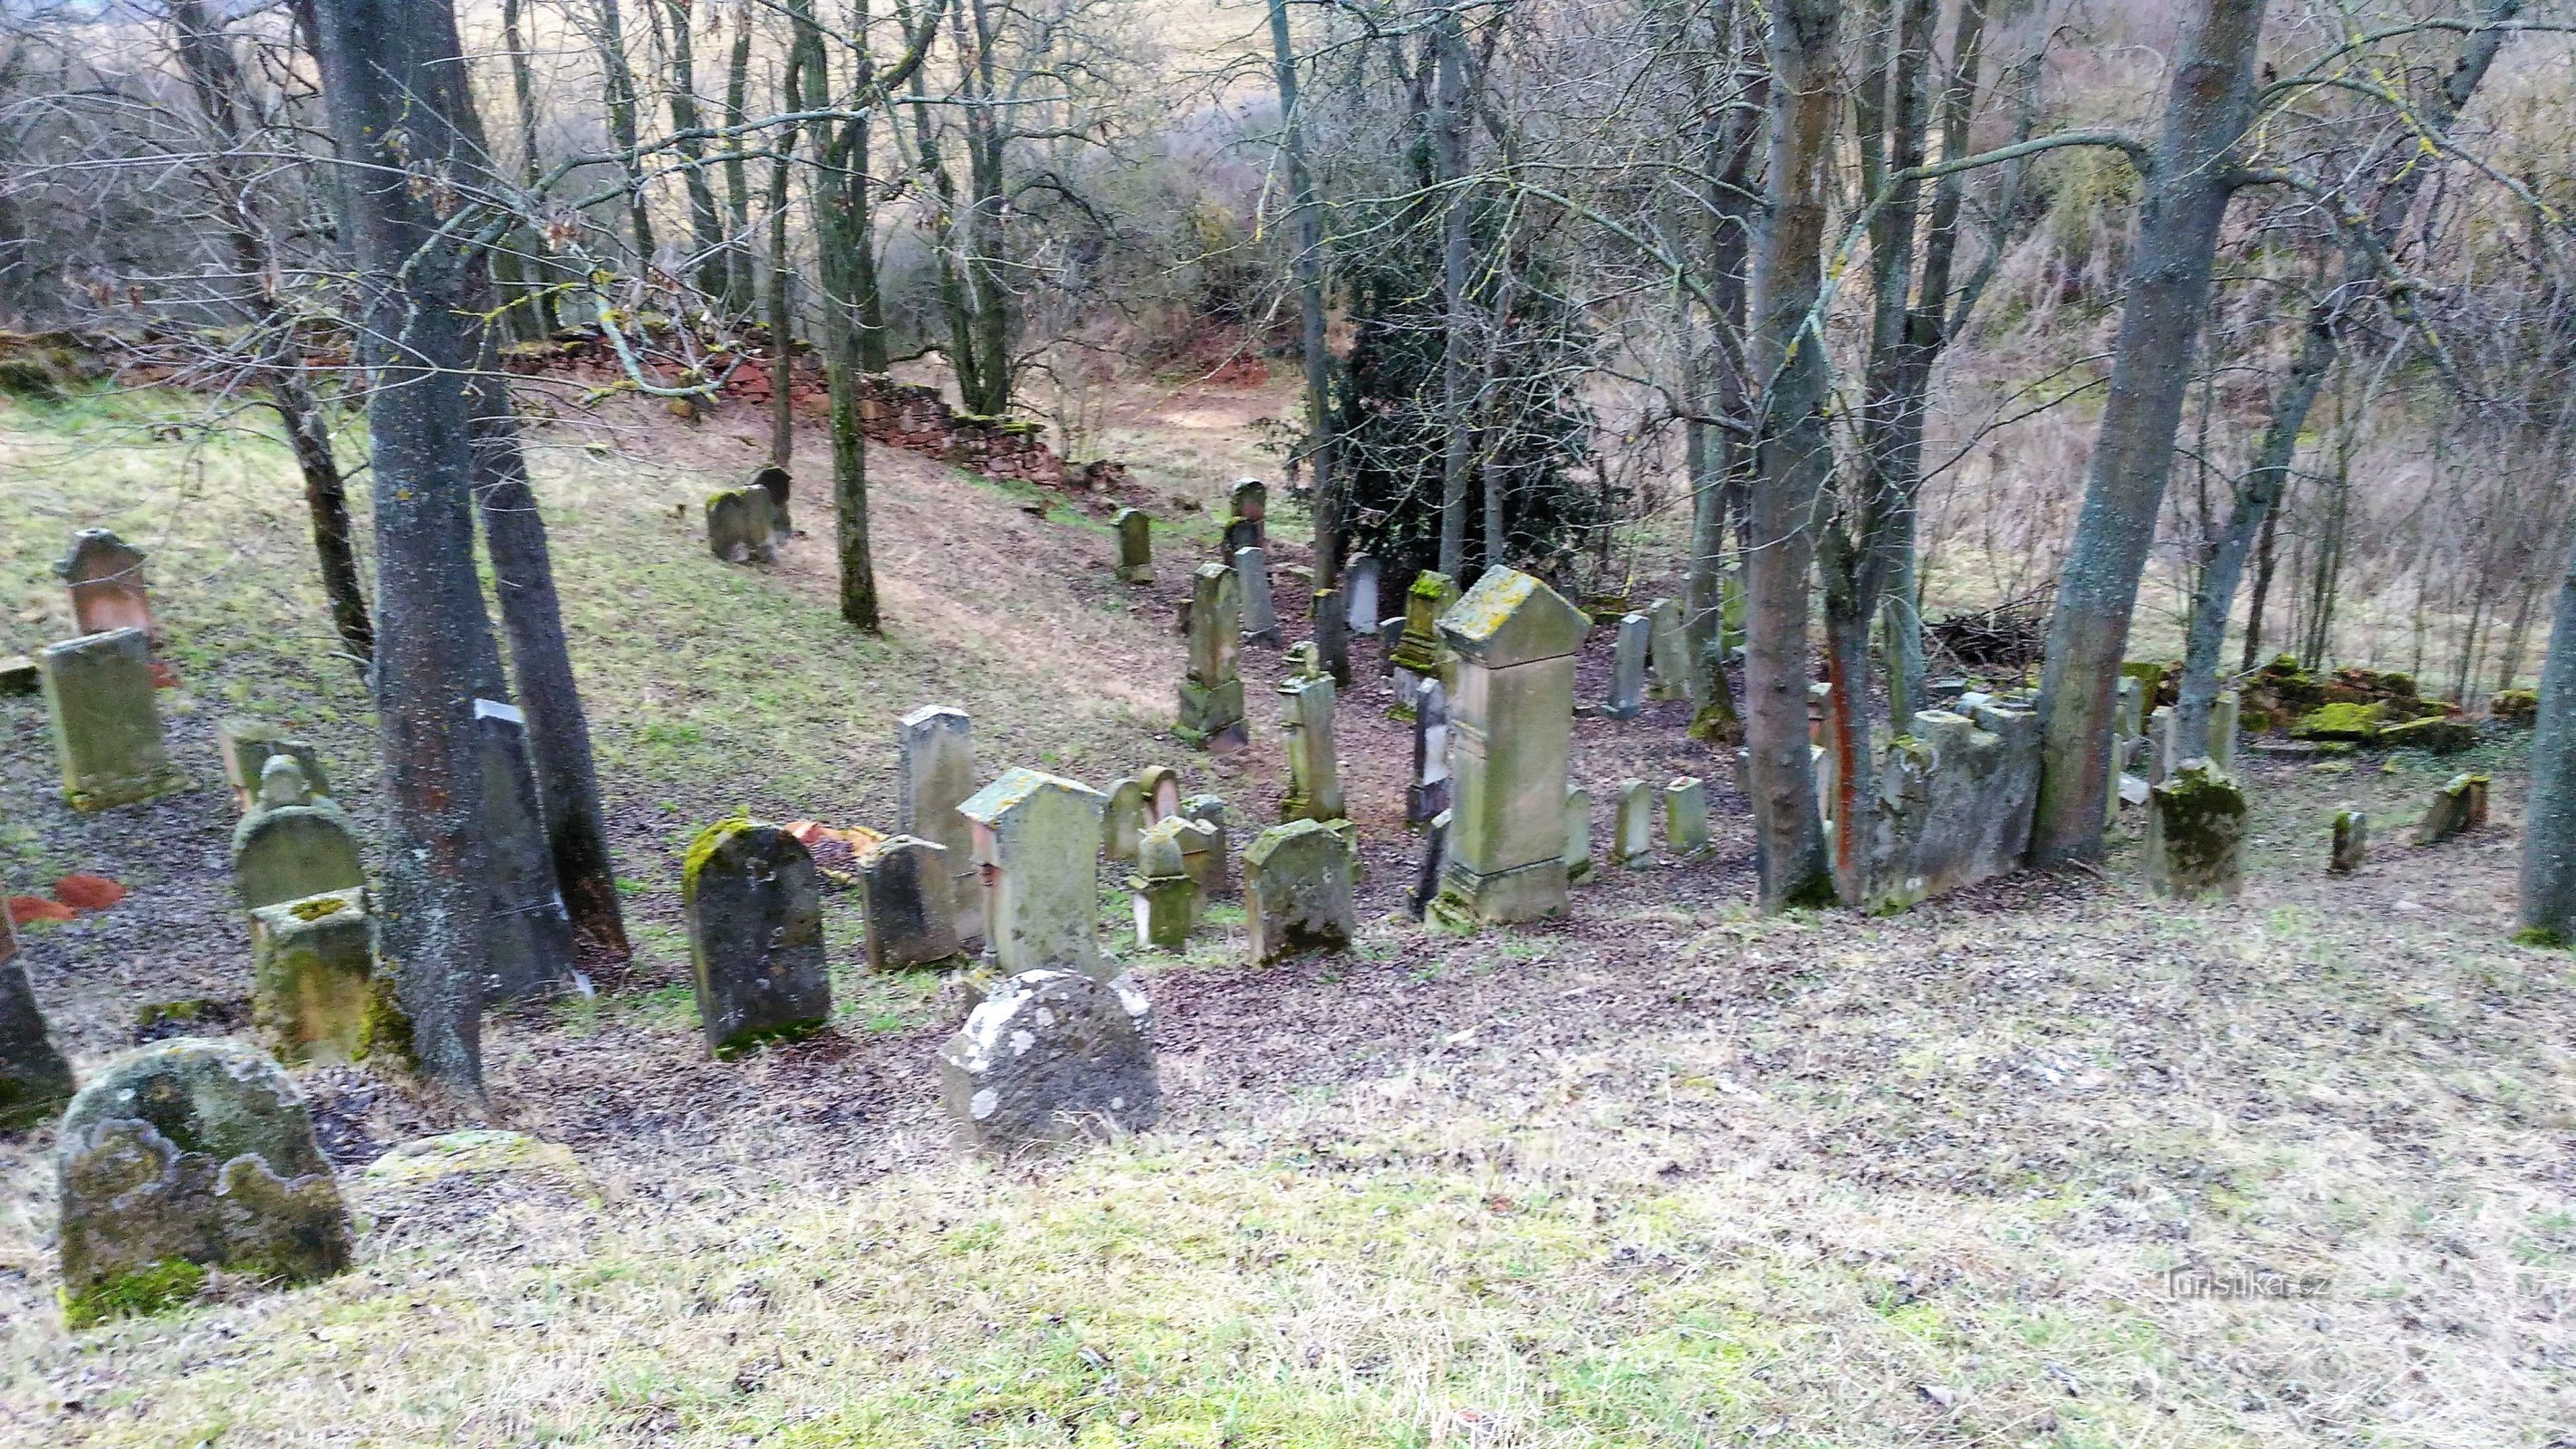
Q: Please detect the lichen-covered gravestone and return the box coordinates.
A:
[40,628,185,811]
[1129,816,1209,950]
[475,700,577,1003]
[959,768,1110,979]
[2417,772,2490,845]
[1664,777,1712,860]
[1179,794,1232,896]
[2146,763,2247,900]
[1851,702,2041,914]
[1101,777,1149,862]
[860,835,964,970]
[1279,674,1342,822]
[1244,820,1357,963]
[1176,563,1247,751]
[1,907,76,1130]
[58,528,159,642]
[1605,613,1648,721]
[232,791,367,912]
[705,486,777,564]
[1614,780,1653,868]
[1431,569,1587,925]
[250,888,380,1065]
[899,705,981,945]
[216,718,330,814]
[1113,507,1155,583]
[2330,808,2369,874]
[940,969,1158,1155]
[683,820,831,1057]
[54,1038,351,1328]
[1235,546,1281,647]
[1389,571,1459,715]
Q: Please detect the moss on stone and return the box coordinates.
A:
[355,974,413,1067]
[681,815,753,903]
[2294,702,2385,742]
[61,1257,204,1329]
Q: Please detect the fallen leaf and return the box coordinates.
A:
[53,873,129,910]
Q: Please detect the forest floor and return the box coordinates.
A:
[0,369,2571,1448]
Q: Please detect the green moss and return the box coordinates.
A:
[680,815,753,903]
[355,974,413,1067]
[2514,926,2571,950]
[62,1257,206,1329]
[288,895,349,922]
[710,1015,828,1061]
[2294,702,2385,742]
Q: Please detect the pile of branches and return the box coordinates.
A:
[1926,589,2052,677]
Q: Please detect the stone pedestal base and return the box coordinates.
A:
[1175,677,1246,752]
[1428,857,1568,929]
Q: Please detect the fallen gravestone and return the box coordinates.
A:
[683,820,830,1057]
[41,628,185,810]
[2417,772,2490,845]
[1244,820,1357,963]
[860,835,964,970]
[940,970,1158,1154]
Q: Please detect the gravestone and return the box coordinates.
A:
[860,835,963,970]
[1430,568,1587,925]
[233,798,366,912]
[959,768,1110,979]
[1407,677,1451,825]
[1852,702,2043,914]
[1234,546,1281,647]
[940,969,1158,1155]
[1563,786,1593,884]
[1178,794,1233,896]
[1389,571,1460,714]
[705,487,776,564]
[683,820,830,1057]
[1177,563,1247,750]
[1344,554,1381,635]
[1604,613,1648,720]
[1408,811,1449,922]
[2208,692,2241,772]
[1645,597,1700,703]
[257,753,316,810]
[1284,640,1323,681]
[2331,807,2369,874]
[2417,772,2489,845]
[40,629,185,811]
[1379,616,1405,675]
[1224,478,1266,552]
[1,912,75,1130]
[1279,674,1343,822]
[898,705,981,945]
[249,887,378,1065]
[55,1039,351,1328]
[749,464,793,540]
[1129,817,1207,949]
[1136,764,1184,822]
[1664,777,1712,859]
[474,700,577,1003]
[1113,507,1155,584]
[1614,779,1653,867]
[1101,777,1149,863]
[2146,762,2246,900]
[2108,676,2148,823]
[2148,705,2176,784]
[57,529,158,642]
[1244,820,1357,963]
[216,719,329,814]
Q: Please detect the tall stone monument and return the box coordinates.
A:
[1428,568,1586,926]
[1279,674,1343,822]
[1176,562,1246,751]
[958,767,1110,980]
[474,700,577,1003]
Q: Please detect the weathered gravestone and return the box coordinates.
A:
[1664,777,1712,860]
[1235,546,1281,647]
[749,464,793,540]
[1645,597,1701,704]
[1101,777,1149,863]
[2146,762,2247,900]
[1129,817,1208,949]
[257,753,316,810]
[1343,554,1381,636]
[475,700,577,1003]
[1850,702,2042,914]
[1136,763,1184,823]
[1408,811,1449,921]
[1379,616,1405,675]
[58,529,159,642]
[899,705,981,945]
[216,719,330,814]
[41,629,185,811]
[233,792,366,912]
[1604,613,1648,721]
[1614,779,1653,868]
[1,907,75,1131]
[2147,705,2175,784]
[705,486,776,564]
[2417,772,2491,845]
[1389,571,1459,715]
[1407,677,1451,825]
[2331,807,2369,874]
[1430,568,1586,926]
[1279,674,1343,822]
[2207,692,2241,773]
[1176,563,1247,751]
[1178,794,1233,896]
[860,835,963,970]
[941,969,1158,1155]
[1244,820,1357,963]
[54,1038,351,1328]
[1562,786,1593,884]
[249,887,380,1065]
[1224,478,1266,552]
[1113,507,1155,584]
[1283,640,1322,681]
[959,768,1110,979]
[683,820,830,1057]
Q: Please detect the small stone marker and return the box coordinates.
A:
[683,820,830,1057]
[1664,777,1712,859]
[898,705,981,945]
[1101,777,1149,862]
[1129,817,1206,949]
[2208,692,2241,772]
[1113,507,1155,583]
[57,529,159,642]
[40,628,185,811]
[1279,674,1343,822]
[749,463,793,540]
[1344,554,1381,633]
[1407,677,1451,825]
[1604,613,1648,720]
[1645,597,1699,703]
[2330,807,2369,874]
[940,969,1158,1155]
[1389,571,1460,712]
[475,700,577,1003]
[55,1038,351,1328]
[1284,640,1322,681]
[1430,568,1586,925]
[249,887,378,1064]
[705,486,776,563]
[1137,764,1184,822]
[1614,780,1653,867]
[1244,820,1357,963]
[258,753,316,810]
[2148,705,2175,784]
[1224,478,1266,552]
[1,910,76,1130]
[1179,794,1233,895]
[1408,811,1449,921]
[2417,772,2490,845]
[232,795,366,912]
[1177,562,1247,751]
[1379,616,1405,674]
[1563,786,1593,884]
[216,719,329,813]
[1235,546,1281,647]
[860,835,963,970]
[959,768,1110,979]
[2146,762,2246,900]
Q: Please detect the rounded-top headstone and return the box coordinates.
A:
[256,753,315,810]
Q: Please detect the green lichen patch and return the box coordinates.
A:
[680,814,754,901]
[2295,702,2386,742]
[287,895,349,922]
[61,1257,206,1329]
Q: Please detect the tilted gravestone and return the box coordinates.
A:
[683,820,830,1057]
[1614,779,1653,868]
[1664,777,1712,860]
[1234,545,1281,647]
[54,1038,351,1328]
[58,528,159,642]
[475,700,577,1003]
[1101,777,1149,863]
[860,835,963,970]
[2330,807,2369,874]
[1389,571,1459,715]
[1563,786,1594,884]
[705,486,777,564]
[749,464,793,540]
[1279,674,1343,822]
[216,719,330,814]
[1408,811,1449,921]
[1176,563,1246,751]
[41,628,185,811]
[233,796,366,912]
[2417,772,2490,845]
[898,705,981,945]
[1430,568,1587,926]
[1407,677,1450,825]
[1,906,75,1131]
[249,887,380,1065]
[1244,820,1357,964]
[1113,507,1154,584]
[2146,762,2247,900]
[940,969,1158,1155]
[1604,613,1648,721]
[959,768,1110,979]
[1129,816,1208,950]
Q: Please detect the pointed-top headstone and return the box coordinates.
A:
[56,529,158,642]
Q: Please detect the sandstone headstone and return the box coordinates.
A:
[749,463,793,540]
[1176,563,1247,751]
[1389,571,1460,712]
[233,800,366,912]
[1604,612,1648,721]
[959,768,1110,979]
[705,486,776,564]
[1129,817,1207,950]
[1563,786,1593,883]
[1344,554,1381,634]
[1664,777,1712,859]
[57,529,158,642]
[860,835,963,970]
[1431,569,1586,925]
[1244,820,1357,963]
[1234,545,1281,647]
[2146,762,2246,900]
[1113,507,1155,583]
[898,705,981,944]
[54,1038,351,1328]
[1279,674,1343,822]
[1614,779,1653,867]
[1,921,75,1130]
[249,888,379,1065]
[2417,772,2489,845]
[1407,677,1451,825]
[1136,764,1184,822]
[474,700,577,1004]
[216,719,330,813]
[2330,807,2368,874]
[1101,777,1149,862]
[2208,692,2241,772]
[2148,704,2176,784]
[40,629,185,811]
[1178,794,1233,895]
[940,969,1158,1155]
[1645,597,1700,703]
[683,820,830,1057]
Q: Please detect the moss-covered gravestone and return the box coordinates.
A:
[250,888,380,1064]
[750,464,793,540]
[940,970,1158,1155]
[55,1039,350,1328]
[2417,772,2490,845]
[1389,571,1459,716]
[2,909,76,1130]
[1244,820,1356,964]
[683,820,830,1057]
[40,628,185,811]
[1176,563,1246,751]
[1113,507,1154,584]
[1431,569,1587,926]
[958,768,1110,980]
[233,794,366,912]
[2146,763,2247,900]
[705,486,777,564]
[860,835,963,971]
[1663,777,1712,860]
[1129,817,1206,950]
[2331,808,2369,874]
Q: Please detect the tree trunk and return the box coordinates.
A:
[1432,8,1473,581]
[1742,0,1844,910]
[766,49,803,467]
[501,0,558,336]
[650,0,728,300]
[2026,0,2266,864]
[2240,494,2280,669]
[1267,0,1346,682]
[307,0,506,1103]
[274,374,375,667]
[790,0,878,629]
[596,0,656,264]
[2520,517,2576,945]
[721,11,755,312]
